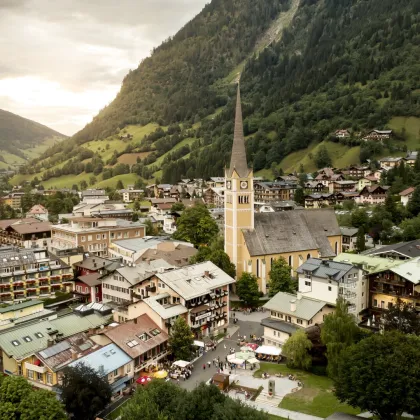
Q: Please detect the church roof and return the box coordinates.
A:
[226,86,251,178]
[242,209,341,257]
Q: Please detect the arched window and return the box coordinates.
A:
[288,255,292,266]
[256,259,259,277]
[335,241,338,255]
[307,253,311,260]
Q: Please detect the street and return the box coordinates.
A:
[178,311,266,391]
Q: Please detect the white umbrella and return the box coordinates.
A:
[240,346,252,352]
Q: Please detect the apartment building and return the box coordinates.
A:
[51,217,146,257]
[356,185,390,205]
[110,261,235,338]
[0,247,73,303]
[297,258,368,316]
[261,292,334,347]
[0,218,51,248]
[203,187,225,207]
[0,192,24,209]
[254,181,297,203]
[118,188,144,203]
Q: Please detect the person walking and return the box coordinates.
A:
[207,361,211,368]
[203,364,206,370]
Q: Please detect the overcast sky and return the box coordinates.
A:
[0,0,208,135]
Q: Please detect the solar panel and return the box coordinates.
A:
[39,341,71,359]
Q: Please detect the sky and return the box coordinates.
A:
[0,0,208,136]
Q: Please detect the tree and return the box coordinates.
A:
[407,186,420,216]
[282,329,312,370]
[321,298,360,378]
[190,237,236,278]
[133,200,141,211]
[79,180,88,190]
[144,219,158,236]
[60,362,112,420]
[172,203,218,247]
[236,272,260,307]
[334,332,420,420]
[315,145,332,169]
[89,175,97,186]
[382,297,420,335]
[268,257,295,296]
[355,227,366,253]
[171,202,185,212]
[0,376,66,420]
[168,316,194,361]
[294,187,305,205]
[116,179,124,189]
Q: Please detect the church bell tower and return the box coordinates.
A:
[224,85,254,277]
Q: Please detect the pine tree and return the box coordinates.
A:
[168,317,194,361]
[268,257,295,296]
[355,228,366,253]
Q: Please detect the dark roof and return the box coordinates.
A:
[296,258,353,281]
[77,273,101,287]
[363,239,420,258]
[261,317,299,335]
[9,221,51,235]
[226,86,251,178]
[74,256,118,271]
[242,209,341,257]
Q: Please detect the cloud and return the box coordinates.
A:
[0,0,208,135]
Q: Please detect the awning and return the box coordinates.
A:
[247,358,260,364]
[255,345,281,356]
[193,340,205,348]
[172,360,190,368]
[227,357,245,365]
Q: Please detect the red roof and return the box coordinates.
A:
[399,187,415,196]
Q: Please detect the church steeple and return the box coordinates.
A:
[227,85,250,178]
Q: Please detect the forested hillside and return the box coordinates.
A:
[0,109,66,169]
[16,0,420,187]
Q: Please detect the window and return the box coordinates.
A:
[46,372,53,385]
[88,235,92,241]
[27,370,34,380]
[286,316,291,323]
[102,234,106,239]
[118,233,122,238]
[305,281,311,286]
[110,233,115,239]
[256,259,259,277]
[35,332,44,338]
[374,299,378,307]
[388,302,393,309]
[288,255,292,266]
[17,365,22,376]
[81,236,86,242]
[11,340,20,346]
[23,336,32,342]
[114,369,118,376]
[126,364,131,373]
[124,232,129,238]
[297,319,303,325]
[135,230,140,237]
[328,286,332,291]
[307,254,311,260]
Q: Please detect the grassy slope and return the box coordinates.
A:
[255,363,360,418]
[149,137,197,168]
[388,116,420,150]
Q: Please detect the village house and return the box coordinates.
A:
[356,185,390,205]
[328,180,357,193]
[253,181,297,203]
[261,292,334,347]
[345,165,370,179]
[363,239,420,260]
[118,187,144,203]
[108,237,196,267]
[206,177,225,188]
[80,189,109,204]
[51,217,146,257]
[363,129,393,142]
[0,218,51,248]
[203,187,225,207]
[26,204,49,221]
[340,227,373,252]
[357,176,377,191]
[297,258,368,316]
[335,129,350,138]
[379,156,403,169]
[399,186,415,206]
[0,192,25,210]
[404,151,418,167]
[304,193,336,209]
[72,201,133,220]
[304,181,325,193]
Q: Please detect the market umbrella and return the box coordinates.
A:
[235,351,255,361]
[153,370,168,379]
[240,346,252,352]
[136,376,152,385]
[247,343,259,351]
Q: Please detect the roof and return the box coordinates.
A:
[226,86,251,178]
[0,312,110,360]
[334,253,401,274]
[242,209,341,257]
[77,273,101,287]
[389,257,420,285]
[142,293,188,319]
[296,258,354,281]
[261,317,299,335]
[0,299,43,314]
[340,227,358,237]
[74,256,118,271]
[113,237,164,252]
[115,260,174,285]
[27,204,48,214]
[263,292,328,320]
[154,261,235,300]
[69,343,131,375]
[399,187,415,196]
[10,221,51,235]
[363,239,420,259]
[104,314,168,359]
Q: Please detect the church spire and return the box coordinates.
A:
[228,84,250,178]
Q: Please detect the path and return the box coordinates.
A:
[246,400,322,420]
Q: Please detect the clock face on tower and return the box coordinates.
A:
[240,181,248,189]
[226,181,232,189]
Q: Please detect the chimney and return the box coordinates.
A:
[204,270,210,277]
[290,299,296,312]
[47,339,54,347]
[297,292,303,300]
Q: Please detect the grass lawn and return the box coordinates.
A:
[149,137,197,168]
[255,363,360,418]
[94,173,140,189]
[388,116,420,150]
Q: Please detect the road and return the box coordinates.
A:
[178,311,266,391]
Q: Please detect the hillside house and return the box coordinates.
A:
[335,129,350,138]
[379,157,402,169]
[26,204,49,221]
[356,185,390,205]
[363,129,393,142]
[399,187,415,206]
[404,151,418,167]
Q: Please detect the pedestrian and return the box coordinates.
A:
[177,378,180,386]
[207,361,211,368]
[203,364,206,370]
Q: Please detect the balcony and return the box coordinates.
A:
[146,285,156,293]
[24,362,47,374]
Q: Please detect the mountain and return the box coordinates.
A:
[14,0,420,188]
[0,109,66,170]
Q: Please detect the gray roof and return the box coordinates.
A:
[261,317,299,335]
[115,260,174,286]
[155,261,235,300]
[0,312,110,360]
[296,258,353,281]
[263,292,328,321]
[340,227,358,237]
[363,239,420,259]
[226,86,251,178]
[242,209,341,257]
[142,293,188,319]
[0,299,43,314]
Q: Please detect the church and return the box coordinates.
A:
[224,87,342,293]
